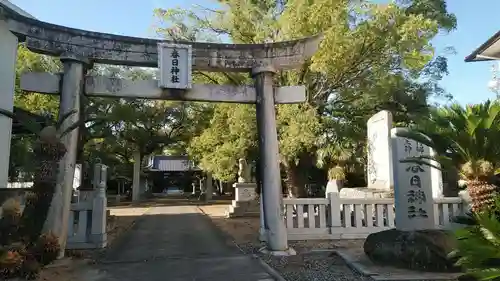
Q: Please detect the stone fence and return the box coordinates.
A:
[283,193,465,240]
[0,188,107,250]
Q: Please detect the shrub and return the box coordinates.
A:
[450,197,500,280]
[0,250,24,278]
[19,254,41,280]
[1,198,22,218]
[0,199,22,246]
[33,232,60,265]
[328,166,346,180]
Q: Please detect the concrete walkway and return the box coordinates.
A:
[95,205,274,281]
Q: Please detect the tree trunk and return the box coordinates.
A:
[468,180,498,212]
[443,167,459,197]
[24,141,66,242]
[283,162,307,198]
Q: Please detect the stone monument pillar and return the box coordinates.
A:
[391,127,439,230]
[367,110,394,191]
[0,20,17,189]
[227,159,258,218]
[233,158,257,200]
[253,66,288,252]
[340,110,395,200]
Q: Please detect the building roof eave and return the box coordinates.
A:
[465,30,500,62]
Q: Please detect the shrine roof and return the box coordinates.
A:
[465,30,500,62]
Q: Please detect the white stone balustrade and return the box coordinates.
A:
[282,193,465,240]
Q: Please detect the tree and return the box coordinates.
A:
[188,104,257,181]
[110,100,188,157]
[0,107,82,240]
[154,0,456,195]
[10,46,61,181]
[14,45,60,115]
[397,101,500,212]
[277,104,321,196]
[0,107,86,278]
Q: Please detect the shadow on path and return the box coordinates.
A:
[95,206,273,281]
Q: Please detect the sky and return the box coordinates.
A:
[8,0,500,106]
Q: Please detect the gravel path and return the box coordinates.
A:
[235,241,370,281]
[198,204,371,281]
[259,251,371,281]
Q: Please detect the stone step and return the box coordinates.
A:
[226,209,260,218]
[226,200,260,218]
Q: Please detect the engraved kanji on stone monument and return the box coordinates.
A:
[406,144,429,219]
[391,127,437,230]
[158,43,192,89]
[366,110,393,191]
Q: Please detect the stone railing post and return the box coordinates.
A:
[328,192,342,228]
[252,65,288,252]
[90,166,107,248]
[76,162,107,202]
[51,54,88,257]
[132,150,141,201]
[0,20,18,189]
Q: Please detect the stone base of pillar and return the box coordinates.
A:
[234,182,257,201]
[258,246,296,257]
[259,227,267,242]
[225,182,259,218]
[259,194,266,242]
[225,200,260,218]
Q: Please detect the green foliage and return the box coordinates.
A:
[0,107,72,271]
[9,1,456,192]
[0,107,90,143]
[0,199,22,246]
[278,104,321,165]
[104,99,194,177]
[328,166,346,181]
[187,102,320,182]
[9,135,36,181]
[0,249,23,278]
[10,46,61,181]
[154,0,455,190]
[451,197,500,281]
[14,45,60,117]
[0,198,57,279]
[80,65,203,180]
[188,104,257,181]
[396,100,500,180]
[32,233,60,266]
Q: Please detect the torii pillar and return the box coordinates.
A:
[253,66,288,251]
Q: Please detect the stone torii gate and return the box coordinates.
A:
[0,1,320,253]
[20,71,307,204]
